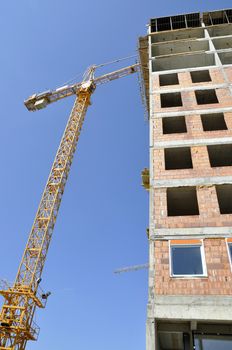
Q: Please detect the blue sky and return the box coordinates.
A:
[0,1,231,350]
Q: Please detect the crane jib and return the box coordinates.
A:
[0,62,139,350]
[24,63,140,111]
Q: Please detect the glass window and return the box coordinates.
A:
[171,244,205,276]
[194,335,232,350]
[228,242,232,263]
[229,244,232,257]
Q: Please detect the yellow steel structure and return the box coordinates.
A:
[0,63,139,350]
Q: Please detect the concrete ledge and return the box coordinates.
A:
[151,106,232,118]
[152,175,232,188]
[152,83,231,94]
[150,226,232,240]
[150,295,232,321]
[152,137,232,149]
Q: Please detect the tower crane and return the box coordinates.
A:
[0,62,140,350]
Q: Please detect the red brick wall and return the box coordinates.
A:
[152,112,232,143]
[225,67,232,83]
[152,66,232,229]
[151,66,232,297]
[154,238,232,296]
[153,145,232,180]
[153,186,232,229]
[153,88,232,113]
[153,68,232,90]
[152,67,232,113]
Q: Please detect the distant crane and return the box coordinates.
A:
[0,61,140,350]
[114,263,149,274]
[114,225,150,274]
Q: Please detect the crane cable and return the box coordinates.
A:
[94,54,138,69]
[58,54,138,88]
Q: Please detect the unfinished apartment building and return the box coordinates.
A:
[139,9,232,350]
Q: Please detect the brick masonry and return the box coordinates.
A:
[152,66,232,296]
[153,186,232,229]
[152,113,232,143]
[154,239,232,296]
[152,69,232,114]
[139,11,232,350]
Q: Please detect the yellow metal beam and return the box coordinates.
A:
[0,82,95,350]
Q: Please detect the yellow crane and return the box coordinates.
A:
[0,62,140,350]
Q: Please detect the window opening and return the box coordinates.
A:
[216,185,232,214]
[161,92,182,108]
[201,113,227,131]
[167,187,199,216]
[195,89,218,105]
[207,144,232,167]
[163,116,187,134]
[190,70,211,83]
[165,147,193,170]
[159,73,179,86]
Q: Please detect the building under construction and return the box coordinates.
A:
[1,6,232,350]
[139,8,232,350]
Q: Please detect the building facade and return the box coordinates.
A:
[139,9,232,350]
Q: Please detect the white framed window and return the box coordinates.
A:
[169,239,207,277]
[226,238,232,270]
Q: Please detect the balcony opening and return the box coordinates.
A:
[195,89,218,105]
[167,187,199,216]
[152,52,215,72]
[227,9,232,22]
[207,25,232,38]
[150,12,201,33]
[203,10,230,26]
[165,147,193,170]
[201,113,227,131]
[161,92,182,108]
[219,52,232,65]
[190,70,211,83]
[151,27,204,44]
[171,14,186,30]
[207,144,232,167]
[213,37,232,50]
[152,40,209,58]
[159,73,179,86]
[163,116,187,134]
[157,16,171,32]
[216,185,232,214]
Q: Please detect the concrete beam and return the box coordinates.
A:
[151,175,232,188]
[150,295,232,321]
[152,136,232,148]
[151,106,232,118]
[152,83,231,94]
[149,226,232,240]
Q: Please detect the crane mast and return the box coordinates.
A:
[0,63,139,350]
